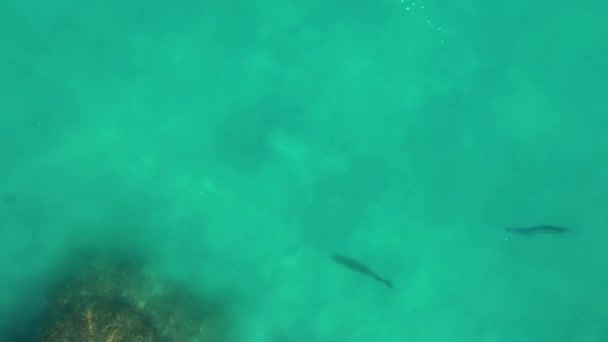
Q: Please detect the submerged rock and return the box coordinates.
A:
[41,257,232,342]
[42,295,156,342]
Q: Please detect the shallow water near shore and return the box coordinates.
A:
[2,0,608,340]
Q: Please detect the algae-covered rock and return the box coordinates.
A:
[42,296,156,342]
[41,257,232,342]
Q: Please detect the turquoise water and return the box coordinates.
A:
[1,0,608,340]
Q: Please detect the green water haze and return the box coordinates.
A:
[1,0,607,340]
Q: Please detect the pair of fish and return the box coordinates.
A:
[330,225,571,289]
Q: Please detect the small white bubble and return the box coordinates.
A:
[405,6,410,10]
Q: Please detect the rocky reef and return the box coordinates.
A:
[40,257,232,342]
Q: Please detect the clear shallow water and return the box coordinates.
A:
[1,0,608,340]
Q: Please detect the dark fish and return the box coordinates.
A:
[506,225,571,235]
[331,254,392,288]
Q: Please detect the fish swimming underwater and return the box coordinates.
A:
[331,254,392,288]
[506,225,571,235]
